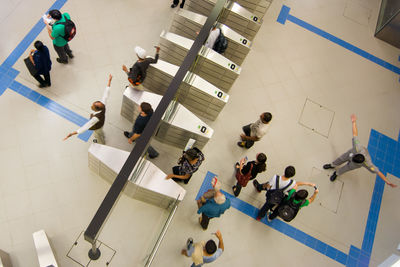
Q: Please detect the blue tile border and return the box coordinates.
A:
[277,5,400,76]
[0,0,95,142]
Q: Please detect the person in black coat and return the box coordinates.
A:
[28,40,52,88]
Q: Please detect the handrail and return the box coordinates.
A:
[144,197,180,267]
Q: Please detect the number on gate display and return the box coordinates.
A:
[230,64,235,70]
[217,92,223,98]
[242,39,247,45]
[253,16,258,22]
[200,126,207,133]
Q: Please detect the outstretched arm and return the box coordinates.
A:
[351,114,358,137]
[309,188,319,203]
[377,171,397,188]
[214,230,224,251]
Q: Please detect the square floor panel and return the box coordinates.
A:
[299,98,335,138]
[308,167,344,213]
[343,1,372,26]
[67,231,116,267]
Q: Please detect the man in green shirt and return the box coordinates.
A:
[268,183,318,221]
[43,9,73,64]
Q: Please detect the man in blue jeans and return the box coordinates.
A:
[123,102,159,158]
[182,230,224,267]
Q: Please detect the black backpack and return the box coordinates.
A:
[266,175,293,205]
[59,16,76,42]
[277,194,305,222]
[213,29,228,54]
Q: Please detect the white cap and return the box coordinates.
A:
[135,46,146,59]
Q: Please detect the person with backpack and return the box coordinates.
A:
[43,9,75,64]
[232,153,267,197]
[26,40,52,88]
[204,27,228,54]
[254,165,297,221]
[269,183,319,222]
[122,45,160,91]
[165,147,205,184]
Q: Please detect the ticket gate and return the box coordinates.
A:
[121,88,213,149]
[186,0,262,41]
[143,59,229,121]
[88,143,186,209]
[159,31,240,92]
[170,9,252,65]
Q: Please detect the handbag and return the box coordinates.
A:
[24,57,37,76]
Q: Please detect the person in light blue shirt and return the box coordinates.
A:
[182,230,224,267]
[197,191,230,230]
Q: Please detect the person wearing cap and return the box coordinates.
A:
[122,45,160,90]
[197,191,230,230]
[197,177,221,208]
[64,74,113,144]
[182,230,224,267]
[165,147,205,184]
[237,112,272,149]
[323,114,397,187]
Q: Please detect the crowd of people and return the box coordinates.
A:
[23,8,397,267]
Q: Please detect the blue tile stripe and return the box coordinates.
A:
[198,171,348,265]
[0,0,68,69]
[277,5,400,76]
[8,81,92,141]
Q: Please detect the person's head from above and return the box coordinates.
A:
[260,112,272,124]
[256,153,267,164]
[211,177,221,191]
[294,189,308,201]
[185,148,200,161]
[204,240,217,255]
[48,9,62,20]
[214,191,226,204]
[352,154,365,164]
[34,40,44,51]
[284,165,295,178]
[91,101,105,112]
[135,46,146,60]
[139,102,153,116]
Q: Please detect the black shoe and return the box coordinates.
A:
[179,3,184,8]
[67,52,74,58]
[253,180,261,192]
[56,58,68,64]
[323,164,334,169]
[38,84,47,88]
[93,139,98,143]
[171,3,177,8]
[330,171,337,181]
[124,131,130,138]
[237,141,245,147]
[148,153,159,159]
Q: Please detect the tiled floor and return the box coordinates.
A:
[0,0,399,266]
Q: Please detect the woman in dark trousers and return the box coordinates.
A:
[165,147,205,184]
[233,153,267,197]
[29,40,52,88]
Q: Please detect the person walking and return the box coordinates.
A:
[43,9,74,64]
[268,183,319,222]
[122,46,160,90]
[27,40,52,88]
[182,230,224,267]
[197,191,230,230]
[323,114,396,187]
[254,166,298,221]
[64,74,113,144]
[171,0,185,8]
[197,177,221,208]
[165,147,205,184]
[232,153,267,197]
[237,112,272,148]
[123,102,159,158]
